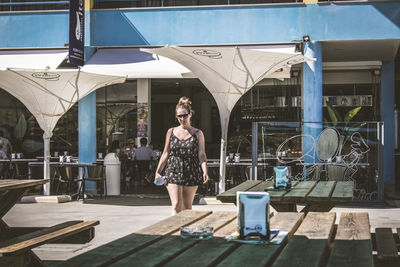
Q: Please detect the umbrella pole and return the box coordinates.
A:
[218,124,228,194]
[43,133,51,196]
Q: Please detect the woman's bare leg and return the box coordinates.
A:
[182,186,198,210]
[166,184,184,215]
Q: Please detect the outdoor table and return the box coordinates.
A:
[216,180,354,212]
[0,179,100,266]
[0,158,38,179]
[207,161,269,189]
[28,162,97,199]
[56,209,372,267]
[0,179,49,235]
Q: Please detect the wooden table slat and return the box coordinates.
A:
[155,212,275,267]
[282,181,317,202]
[331,181,354,202]
[0,221,99,255]
[216,180,262,203]
[217,212,304,267]
[272,212,336,267]
[306,181,336,202]
[183,211,236,233]
[131,212,260,267]
[375,227,398,259]
[213,219,239,238]
[327,212,373,267]
[267,181,299,202]
[110,211,237,267]
[55,210,211,267]
[247,180,273,193]
[0,179,49,191]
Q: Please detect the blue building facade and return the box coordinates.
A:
[0,1,399,194]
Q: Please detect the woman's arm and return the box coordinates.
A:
[155,128,173,177]
[197,130,209,184]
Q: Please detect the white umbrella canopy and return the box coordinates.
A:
[0,69,126,137]
[81,48,192,79]
[142,46,314,192]
[0,68,126,195]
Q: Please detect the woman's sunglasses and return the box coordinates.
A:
[176,113,189,119]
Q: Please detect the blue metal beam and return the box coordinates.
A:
[0,2,399,48]
[91,2,400,46]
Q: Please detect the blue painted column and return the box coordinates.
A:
[381,61,395,185]
[78,91,96,190]
[302,41,323,164]
[79,1,97,191]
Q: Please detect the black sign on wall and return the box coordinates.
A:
[69,0,84,66]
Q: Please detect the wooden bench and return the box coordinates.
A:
[0,220,99,267]
[327,212,373,267]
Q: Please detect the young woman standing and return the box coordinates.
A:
[155,97,209,215]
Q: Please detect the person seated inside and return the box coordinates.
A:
[123,138,136,159]
[133,138,156,185]
[0,140,8,178]
[0,130,12,158]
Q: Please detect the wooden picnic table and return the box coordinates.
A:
[0,179,99,266]
[216,180,354,212]
[54,209,373,267]
[0,179,49,230]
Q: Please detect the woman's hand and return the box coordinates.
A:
[203,173,210,184]
[155,172,161,178]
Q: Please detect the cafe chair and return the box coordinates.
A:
[135,160,152,186]
[0,161,8,179]
[6,160,25,179]
[54,165,79,197]
[81,165,107,198]
[327,164,347,181]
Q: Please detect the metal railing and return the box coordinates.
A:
[0,0,389,12]
[0,0,68,11]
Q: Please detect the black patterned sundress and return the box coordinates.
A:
[164,128,203,186]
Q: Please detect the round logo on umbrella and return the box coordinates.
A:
[32,72,60,81]
[193,49,222,59]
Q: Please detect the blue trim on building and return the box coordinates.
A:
[381,61,395,185]
[1,2,400,48]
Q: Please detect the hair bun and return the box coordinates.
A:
[178,96,191,106]
[176,96,194,116]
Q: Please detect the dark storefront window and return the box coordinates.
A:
[0,89,78,158]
